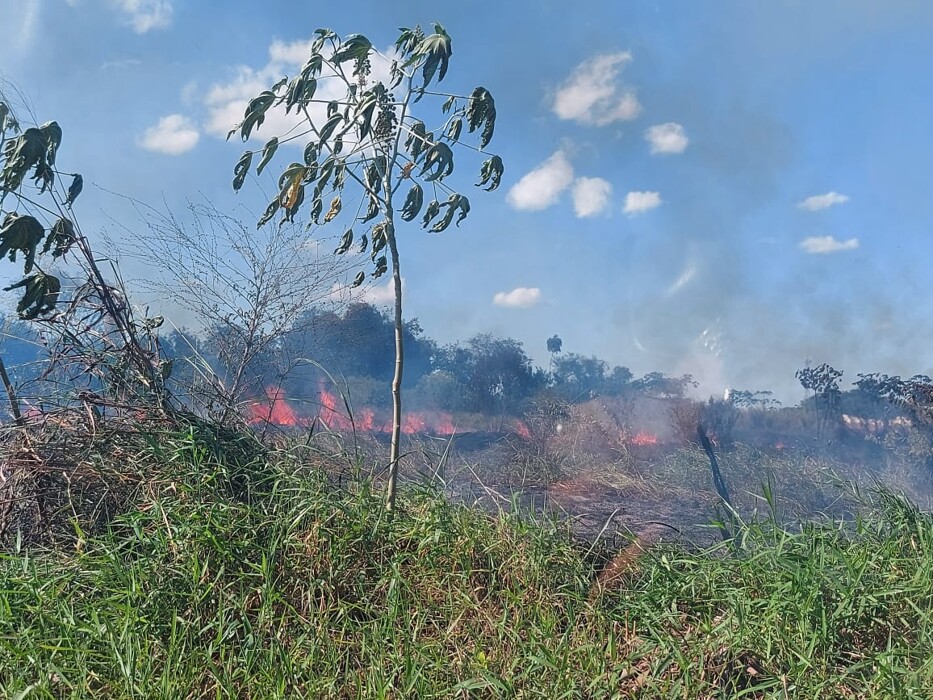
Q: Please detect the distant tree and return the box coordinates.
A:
[546,333,562,375]
[228,25,502,510]
[551,353,608,401]
[796,362,842,438]
[630,371,697,399]
[436,334,544,415]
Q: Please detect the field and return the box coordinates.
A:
[2,421,932,698]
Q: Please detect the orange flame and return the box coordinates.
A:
[250,384,457,436]
[629,431,659,446]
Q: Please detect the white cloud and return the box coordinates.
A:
[552,52,641,126]
[645,122,689,154]
[623,191,662,215]
[798,191,849,211]
[799,236,859,254]
[571,177,612,218]
[506,150,575,211]
[112,0,173,33]
[138,114,199,155]
[361,279,397,305]
[493,287,541,308]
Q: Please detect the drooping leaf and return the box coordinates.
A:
[365,160,384,196]
[309,196,323,224]
[0,213,45,274]
[466,87,497,148]
[413,25,452,88]
[442,95,456,114]
[419,142,454,181]
[43,218,76,258]
[395,26,424,57]
[232,150,253,191]
[351,271,365,288]
[257,198,280,228]
[285,75,317,114]
[372,255,387,279]
[421,200,441,229]
[476,154,505,192]
[332,34,373,64]
[444,117,463,142]
[40,121,62,166]
[318,113,343,145]
[4,272,61,320]
[323,195,342,223]
[281,184,304,223]
[370,222,388,260]
[360,195,380,223]
[1,128,46,191]
[429,193,471,233]
[256,137,279,176]
[358,234,368,254]
[239,91,276,141]
[334,227,353,254]
[404,120,430,161]
[332,159,347,190]
[400,183,424,222]
[303,142,319,166]
[355,87,380,141]
[64,173,83,207]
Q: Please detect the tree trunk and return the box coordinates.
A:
[385,222,404,512]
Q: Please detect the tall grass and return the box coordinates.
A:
[1,429,932,698]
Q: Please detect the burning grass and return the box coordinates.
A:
[1,426,933,697]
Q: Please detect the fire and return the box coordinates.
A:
[629,431,659,446]
[512,419,532,440]
[249,384,457,435]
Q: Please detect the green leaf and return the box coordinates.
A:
[360,195,380,223]
[334,227,353,254]
[257,198,280,228]
[442,95,456,114]
[4,272,61,320]
[414,26,452,88]
[444,117,463,142]
[1,128,46,191]
[429,193,471,233]
[285,75,317,114]
[232,151,253,191]
[309,196,323,224]
[303,142,319,166]
[395,26,424,57]
[421,200,441,229]
[372,255,387,279]
[476,155,504,192]
[0,213,45,273]
[400,183,424,222]
[256,137,279,176]
[370,222,388,259]
[40,121,62,166]
[404,120,429,161]
[332,34,373,64]
[239,91,276,141]
[318,113,343,145]
[43,218,76,258]
[355,87,380,141]
[466,87,497,148]
[351,271,365,288]
[419,142,455,182]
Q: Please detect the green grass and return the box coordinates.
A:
[2,430,933,698]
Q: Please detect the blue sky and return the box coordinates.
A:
[3,0,933,403]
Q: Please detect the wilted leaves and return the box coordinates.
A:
[4,272,61,320]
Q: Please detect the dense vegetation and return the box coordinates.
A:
[1,430,932,698]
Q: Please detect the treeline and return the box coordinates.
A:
[154,302,696,416]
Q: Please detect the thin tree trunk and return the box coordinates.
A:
[385,221,404,512]
[0,355,24,427]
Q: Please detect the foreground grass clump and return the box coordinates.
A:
[1,431,933,698]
